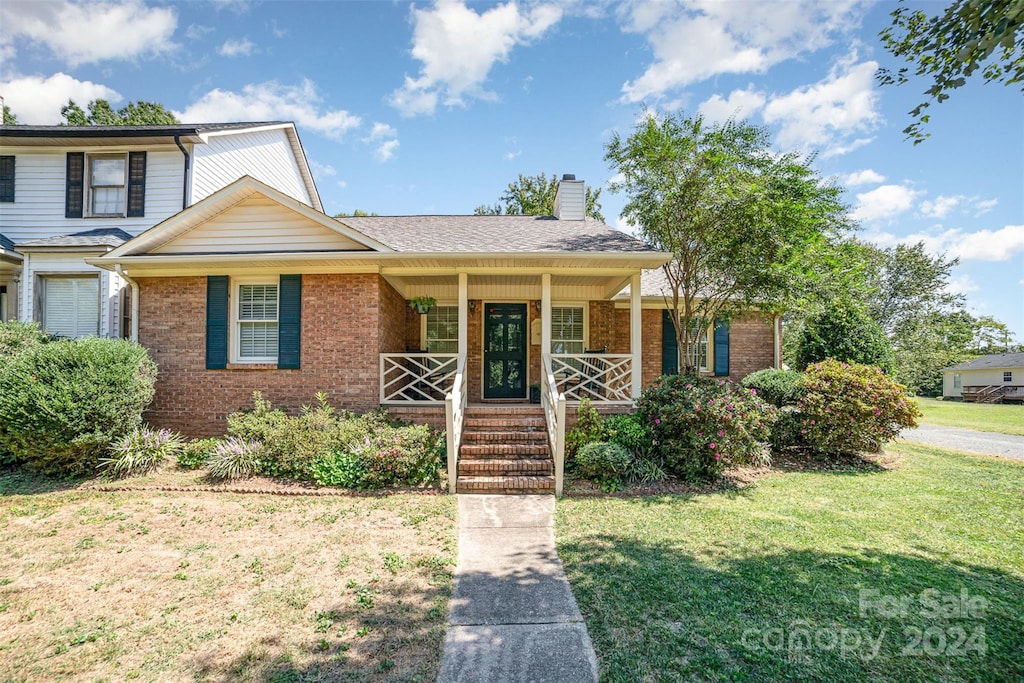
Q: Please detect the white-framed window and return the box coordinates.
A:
[1004,371,1013,383]
[233,280,278,362]
[89,154,127,216]
[688,320,710,372]
[39,275,99,339]
[551,306,586,354]
[424,305,458,353]
[953,373,962,389]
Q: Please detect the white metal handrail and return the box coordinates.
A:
[541,353,567,497]
[445,353,468,494]
[551,353,633,404]
[380,353,458,404]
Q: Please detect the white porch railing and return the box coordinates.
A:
[380,353,459,404]
[541,353,567,497]
[445,353,468,494]
[551,353,633,404]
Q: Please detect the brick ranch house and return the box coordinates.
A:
[85,172,780,493]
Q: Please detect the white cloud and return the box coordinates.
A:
[920,195,963,219]
[175,79,361,140]
[762,57,881,157]
[946,274,980,295]
[308,160,336,178]
[389,0,562,116]
[865,225,1024,262]
[850,184,921,223]
[619,0,866,102]
[504,150,521,161]
[840,169,886,187]
[336,180,348,190]
[697,87,766,123]
[218,38,256,57]
[374,139,400,163]
[365,122,397,141]
[185,23,214,41]
[0,72,120,124]
[0,0,177,66]
[972,198,999,216]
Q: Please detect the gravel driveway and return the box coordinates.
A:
[901,424,1024,461]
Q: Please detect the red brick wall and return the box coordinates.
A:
[138,273,393,437]
[589,301,616,351]
[467,300,483,402]
[379,278,408,355]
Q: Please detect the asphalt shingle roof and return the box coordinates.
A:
[16,227,135,248]
[945,353,1024,371]
[336,215,655,253]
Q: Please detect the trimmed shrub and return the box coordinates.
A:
[0,321,49,365]
[0,338,157,476]
[208,437,263,480]
[178,438,220,470]
[741,368,806,408]
[796,301,895,373]
[636,374,776,481]
[576,441,632,489]
[800,359,921,455]
[101,426,183,478]
[603,412,652,455]
[348,424,443,489]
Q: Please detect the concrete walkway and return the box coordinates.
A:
[902,424,1024,461]
[438,495,599,683]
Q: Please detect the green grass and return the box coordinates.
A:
[915,397,1024,435]
[556,443,1024,682]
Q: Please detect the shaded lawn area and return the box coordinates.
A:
[0,470,456,682]
[556,442,1024,682]
[915,397,1024,436]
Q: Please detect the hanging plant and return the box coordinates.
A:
[410,296,436,314]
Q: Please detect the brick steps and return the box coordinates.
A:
[455,406,554,495]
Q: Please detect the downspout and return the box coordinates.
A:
[173,134,190,210]
[115,264,140,342]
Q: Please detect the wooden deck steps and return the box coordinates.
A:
[456,406,554,494]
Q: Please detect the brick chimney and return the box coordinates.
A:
[553,174,585,221]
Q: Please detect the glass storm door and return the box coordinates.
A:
[484,303,527,399]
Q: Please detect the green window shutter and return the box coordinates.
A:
[713,320,730,377]
[65,152,84,218]
[126,151,146,217]
[278,274,302,369]
[0,155,14,202]
[206,276,229,369]
[662,309,678,375]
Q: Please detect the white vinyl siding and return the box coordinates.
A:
[41,275,98,338]
[191,128,311,206]
[0,147,184,243]
[425,306,458,353]
[551,306,585,354]
[89,155,126,216]
[953,373,961,389]
[236,282,278,361]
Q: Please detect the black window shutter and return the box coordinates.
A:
[126,151,146,217]
[662,309,678,375]
[65,152,84,218]
[0,155,14,202]
[206,276,229,369]
[278,274,302,369]
[713,320,730,377]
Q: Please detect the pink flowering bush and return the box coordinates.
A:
[636,374,776,481]
[800,359,920,455]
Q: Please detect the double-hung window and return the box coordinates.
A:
[40,275,99,339]
[89,155,127,216]
[551,306,585,354]
[236,282,279,362]
[1004,371,1013,383]
[688,320,710,372]
[425,305,458,353]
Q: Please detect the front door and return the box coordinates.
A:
[483,303,527,399]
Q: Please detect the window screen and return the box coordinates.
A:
[90,156,126,215]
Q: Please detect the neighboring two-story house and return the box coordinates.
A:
[0,122,320,337]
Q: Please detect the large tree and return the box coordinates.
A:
[605,112,850,373]
[474,172,604,221]
[878,0,1023,143]
[60,99,179,126]
[2,105,16,125]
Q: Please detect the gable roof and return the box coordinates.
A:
[104,176,390,258]
[16,227,134,249]
[335,215,654,253]
[945,353,1024,372]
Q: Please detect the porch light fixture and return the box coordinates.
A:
[534,300,541,313]
[469,301,476,314]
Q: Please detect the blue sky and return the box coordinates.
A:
[2,0,1022,337]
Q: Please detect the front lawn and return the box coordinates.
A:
[556,442,1024,681]
[0,471,456,682]
[915,396,1024,435]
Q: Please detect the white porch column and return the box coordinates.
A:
[630,272,642,398]
[458,272,468,359]
[541,273,552,356]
